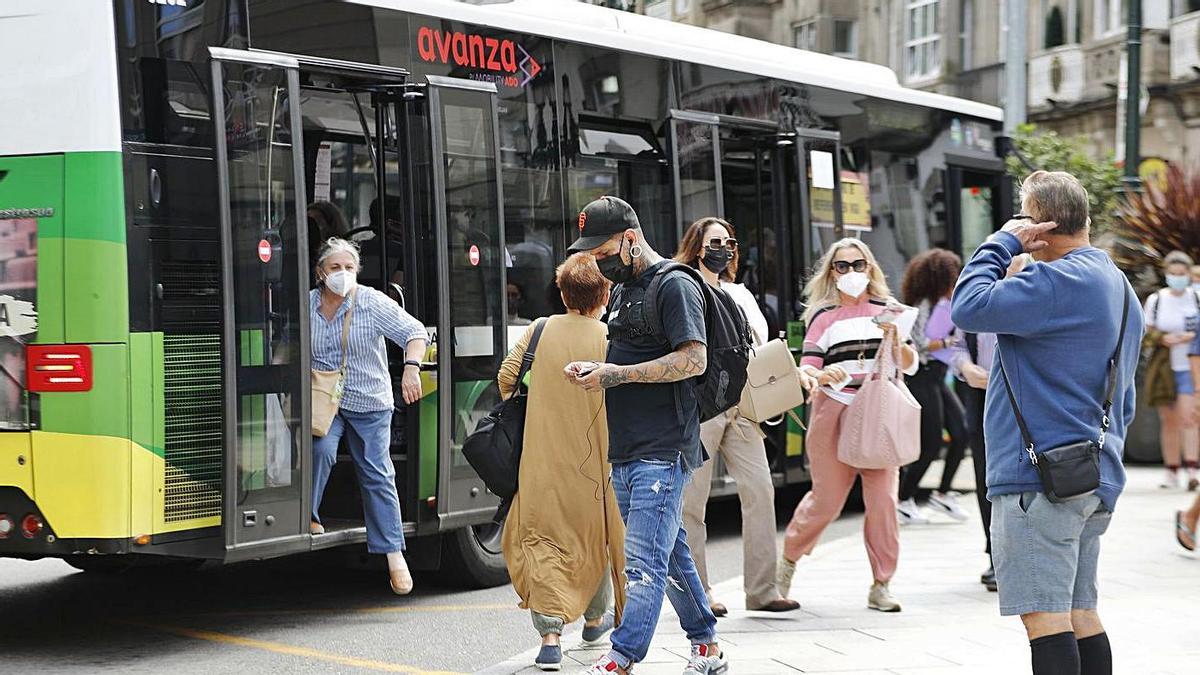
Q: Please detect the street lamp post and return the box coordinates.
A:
[1122,0,1142,191]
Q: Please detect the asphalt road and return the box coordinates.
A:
[0,485,861,674]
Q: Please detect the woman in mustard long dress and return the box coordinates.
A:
[498,253,626,671]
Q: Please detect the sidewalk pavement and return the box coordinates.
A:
[481,466,1199,674]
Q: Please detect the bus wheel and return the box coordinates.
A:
[441,523,510,589]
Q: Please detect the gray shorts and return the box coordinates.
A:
[991,491,1112,616]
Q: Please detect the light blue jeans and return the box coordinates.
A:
[312,408,405,554]
[606,456,717,669]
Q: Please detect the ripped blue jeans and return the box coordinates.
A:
[606,455,717,668]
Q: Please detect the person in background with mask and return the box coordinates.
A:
[676,218,800,617]
[1144,250,1200,491]
[779,238,917,613]
[310,238,428,594]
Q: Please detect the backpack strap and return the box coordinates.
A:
[643,261,710,350]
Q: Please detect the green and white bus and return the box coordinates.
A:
[0,0,1004,587]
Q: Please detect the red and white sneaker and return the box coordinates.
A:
[582,656,625,675]
[683,644,728,675]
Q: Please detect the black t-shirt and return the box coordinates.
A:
[604,261,708,470]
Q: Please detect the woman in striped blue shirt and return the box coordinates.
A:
[311,238,428,595]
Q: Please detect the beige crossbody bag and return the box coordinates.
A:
[738,338,806,424]
[311,288,356,437]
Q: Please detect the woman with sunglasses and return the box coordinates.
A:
[778,238,917,613]
[675,218,801,617]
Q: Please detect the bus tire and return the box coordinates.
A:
[440,523,509,589]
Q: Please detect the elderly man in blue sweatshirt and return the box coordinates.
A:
[952,170,1142,675]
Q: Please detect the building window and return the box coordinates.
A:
[1094,0,1132,37]
[1173,0,1200,16]
[1045,5,1065,48]
[793,21,817,51]
[905,0,942,81]
[833,19,858,58]
[959,0,973,70]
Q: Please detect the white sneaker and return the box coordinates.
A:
[868,581,902,612]
[1161,470,1180,489]
[897,498,929,525]
[683,644,728,675]
[928,491,969,522]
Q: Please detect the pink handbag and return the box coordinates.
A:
[836,334,922,469]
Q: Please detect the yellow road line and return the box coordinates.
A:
[155,602,517,620]
[122,621,464,674]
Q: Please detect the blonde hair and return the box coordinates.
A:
[802,238,892,322]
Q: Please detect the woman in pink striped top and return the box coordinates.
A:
[777,238,918,613]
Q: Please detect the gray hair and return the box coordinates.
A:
[316,237,360,268]
[1019,170,1090,235]
[1164,250,1194,269]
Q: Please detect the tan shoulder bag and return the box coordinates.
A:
[311,288,356,437]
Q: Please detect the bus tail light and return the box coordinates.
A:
[20,513,43,539]
[26,345,93,392]
[0,513,12,539]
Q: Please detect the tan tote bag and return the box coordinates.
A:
[311,288,356,438]
[738,338,806,423]
[836,333,921,469]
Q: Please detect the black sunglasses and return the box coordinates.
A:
[832,259,868,274]
[705,237,738,252]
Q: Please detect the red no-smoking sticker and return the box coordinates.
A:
[468,245,480,266]
[258,239,272,263]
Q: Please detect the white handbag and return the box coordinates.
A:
[738,339,806,423]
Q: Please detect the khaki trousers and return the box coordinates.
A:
[682,408,783,608]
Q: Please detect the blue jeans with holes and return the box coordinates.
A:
[312,408,406,554]
[605,455,717,668]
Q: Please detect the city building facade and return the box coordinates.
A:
[643,0,1200,167]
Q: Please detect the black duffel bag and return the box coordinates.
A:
[462,319,546,501]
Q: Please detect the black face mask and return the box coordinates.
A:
[701,249,732,275]
[596,238,635,284]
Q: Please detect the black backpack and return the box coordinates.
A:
[643,262,753,423]
[462,319,546,501]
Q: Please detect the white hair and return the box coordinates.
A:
[316,237,360,268]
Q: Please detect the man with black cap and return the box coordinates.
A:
[564,197,725,675]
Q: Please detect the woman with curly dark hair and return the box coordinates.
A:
[896,248,970,525]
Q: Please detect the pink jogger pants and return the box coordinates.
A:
[783,393,900,582]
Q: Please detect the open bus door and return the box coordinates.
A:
[209,48,312,560]
[772,127,844,485]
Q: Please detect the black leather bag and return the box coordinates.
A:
[996,291,1131,503]
[462,320,546,501]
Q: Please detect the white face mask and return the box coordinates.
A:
[325,270,358,297]
[836,270,870,298]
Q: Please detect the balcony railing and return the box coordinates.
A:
[1028,45,1085,110]
[1171,11,1200,81]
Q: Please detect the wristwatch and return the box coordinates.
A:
[403,359,421,370]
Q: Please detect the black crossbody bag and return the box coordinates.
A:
[996,291,1131,503]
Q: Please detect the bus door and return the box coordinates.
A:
[945,158,1011,259]
[669,110,724,239]
[422,76,507,530]
[210,48,311,558]
[768,128,843,483]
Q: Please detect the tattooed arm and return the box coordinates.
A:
[568,341,707,392]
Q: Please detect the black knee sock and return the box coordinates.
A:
[1030,631,1080,675]
[1077,632,1112,675]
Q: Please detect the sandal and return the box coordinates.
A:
[1176,511,1196,552]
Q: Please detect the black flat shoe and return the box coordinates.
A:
[980,565,995,585]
